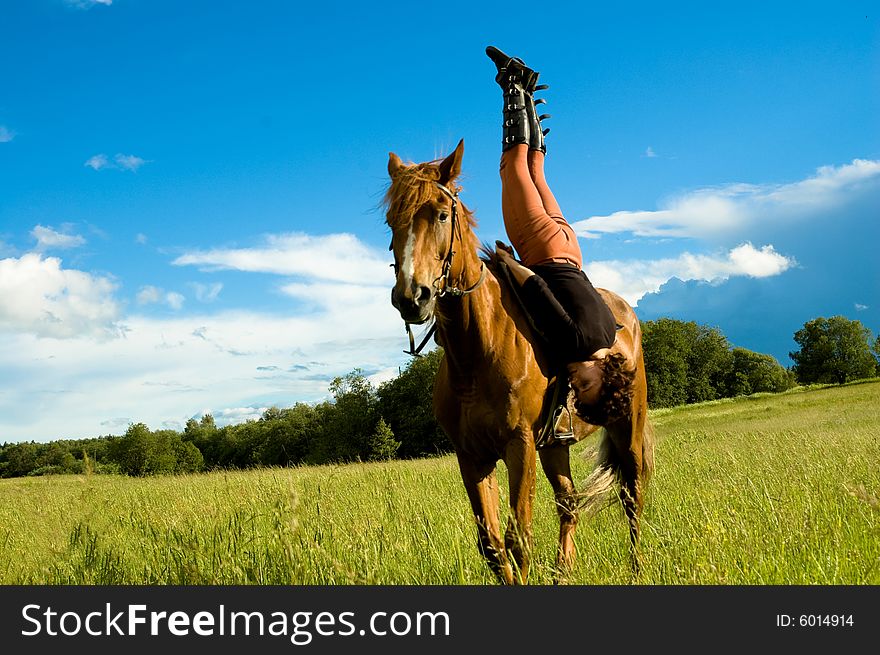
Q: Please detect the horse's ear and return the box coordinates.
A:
[388,152,404,178]
[438,139,464,185]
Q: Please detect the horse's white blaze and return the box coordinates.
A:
[401,224,416,288]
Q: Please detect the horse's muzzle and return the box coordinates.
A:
[391,283,435,324]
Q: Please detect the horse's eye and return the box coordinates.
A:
[439,211,449,223]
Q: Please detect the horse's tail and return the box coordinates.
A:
[575,431,618,516]
[576,416,655,516]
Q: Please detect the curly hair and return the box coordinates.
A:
[573,352,636,426]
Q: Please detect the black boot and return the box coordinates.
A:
[486,47,532,150]
[500,80,531,151]
[486,45,540,91]
[526,91,551,153]
[487,46,550,152]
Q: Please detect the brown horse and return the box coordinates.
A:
[385,140,653,584]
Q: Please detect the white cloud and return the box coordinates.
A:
[136,286,162,305]
[0,302,405,441]
[85,154,111,171]
[173,232,392,285]
[0,254,120,339]
[115,153,147,171]
[165,292,185,310]
[855,303,868,311]
[368,366,401,388]
[585,242,796,305]
[31,225,86,251]
[85,152,149,172]
[207,406,270,426]
[644,146,657,158]
[0,227,409,441]
[0,126,14,143]
[572,159,880,239]
[65,0,113,8]
[726,243,794,277]
[279,281,386,309]
[191,282,223,303]
[136,285,186,310]
[135,233,148,244]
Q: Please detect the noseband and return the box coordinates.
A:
[401,182,487,356]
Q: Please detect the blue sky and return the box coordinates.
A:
[1,0,878,442]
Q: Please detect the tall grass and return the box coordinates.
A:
[1,381,877,584]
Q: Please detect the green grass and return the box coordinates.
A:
[2,381,878,584]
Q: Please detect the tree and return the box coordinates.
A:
[377,348,450,458]
[642,319,689,407]
[366,418,400,461]
[184,414,221,466]
[0,442,39,478]
[33,442,82,475]
[320,369,380,462]
[790,316,877,384]
[642,319,795,406]
[685,324,733,403]
[873,335,880,376]
[727,348,795,396]
[174,440,205,473]
[109,423,205,476]
[109,423,153,476]
[253,403,319,466]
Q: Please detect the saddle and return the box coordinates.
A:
[492,250,578,449]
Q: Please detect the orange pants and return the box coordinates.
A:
[500,145,583,269]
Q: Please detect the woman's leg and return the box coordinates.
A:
[501,145,545,252]
[489,46,582,268]
[500,146,582,268]
[527,150,563,218]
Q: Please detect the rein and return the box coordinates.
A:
[402,182,487,357]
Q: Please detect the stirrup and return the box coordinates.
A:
[536,404,577,449]
[550,404,577,445]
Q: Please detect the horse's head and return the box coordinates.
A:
[384,140,468,325]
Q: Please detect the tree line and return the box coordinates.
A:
[1,315,877,479]
[0,349,448,478]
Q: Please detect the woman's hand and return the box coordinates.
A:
[495,240,516,263]
[495,241,535,286]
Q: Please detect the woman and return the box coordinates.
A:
[486,46,635,426]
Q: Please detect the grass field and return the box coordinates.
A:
[1,381,878,585]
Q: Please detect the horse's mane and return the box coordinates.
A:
[383,159,476,229]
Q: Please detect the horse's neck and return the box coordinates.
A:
[435,250,505,382]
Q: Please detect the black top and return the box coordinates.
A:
[518,262,617,369]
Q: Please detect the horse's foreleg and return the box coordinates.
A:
[538,445,579,582]
[503,436,536,584]
[456,455,513,584]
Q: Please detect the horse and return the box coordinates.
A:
[384,140,653,584]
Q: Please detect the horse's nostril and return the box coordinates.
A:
[416,286,432,304]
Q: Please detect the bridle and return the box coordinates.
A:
[395,182,487,356]
[433,183,487,299]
